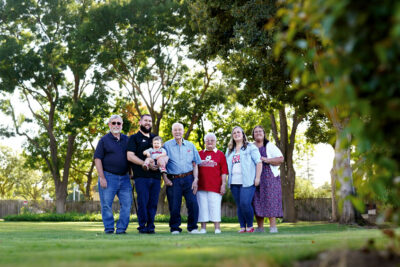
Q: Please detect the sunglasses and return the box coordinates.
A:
[111,122,122,125]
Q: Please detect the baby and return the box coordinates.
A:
[143,136,168,174]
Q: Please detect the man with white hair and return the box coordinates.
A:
[94,115,132,234]
[163,122,202,234]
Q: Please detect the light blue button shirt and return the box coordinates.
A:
[226,143,261,187]
[164,138,202,175]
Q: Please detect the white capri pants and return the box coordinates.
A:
[196,190,222,222]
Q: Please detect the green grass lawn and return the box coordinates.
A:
[0,221,388,267]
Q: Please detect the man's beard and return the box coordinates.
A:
[140,125,152,133]
[111,129,121,134]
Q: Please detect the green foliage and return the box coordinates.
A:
[86,0,192,135]
[206,104,272,152]
[295,179,331,199]
[276,0,400,224]
[0,146,52,200]
[0,0,111,210]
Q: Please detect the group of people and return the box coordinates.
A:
[94,114,284,235]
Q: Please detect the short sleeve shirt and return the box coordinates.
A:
[127,131,161,179]
[144,147,167,160]
[163,139,202,175]
[198,149,228,193]
[94,132,129,175]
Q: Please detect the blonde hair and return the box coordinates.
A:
[152,136,163,143]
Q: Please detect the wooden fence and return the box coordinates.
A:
[295,198,332,221]
[0,198,332,221]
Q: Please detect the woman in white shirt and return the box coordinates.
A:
[252,126,284,233]
[226,126,262,233]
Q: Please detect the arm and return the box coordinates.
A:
[143,150,151,157]
[94,158,107,188]
[127,151,145,166]
[191,162,199,194]
[261,156,284,166]
[263,143,284,166]
[254,161,262,186]
[220,174,227,195]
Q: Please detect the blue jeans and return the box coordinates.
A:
[134,178,161,233]
[98,171,132,233]
[230,185,256,228]
[166,174,199,232]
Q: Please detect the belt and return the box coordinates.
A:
[170,171,193,179]
[104,170,128,176]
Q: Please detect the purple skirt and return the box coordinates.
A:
[252,146,283,218]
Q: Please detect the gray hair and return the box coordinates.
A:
[171,122,184,130]
[204,132,217,142]
[107,115,123,124]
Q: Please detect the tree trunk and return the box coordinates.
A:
[85,159,96,200]
[334,131,355,224]
[270,107,301,222]
[281,162,296,222]
[330,165,339,222]
[158,184,168,214]
[309,36,356,225]
[55,181,68,213]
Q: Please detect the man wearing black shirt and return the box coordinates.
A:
[127,114,163,234]
[94,115,132,234]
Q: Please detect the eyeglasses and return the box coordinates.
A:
[205,140,216,143]
[111,122,122,125]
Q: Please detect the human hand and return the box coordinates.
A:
[192,179,198,194]
[163,177,173,187]
[149,163,159,171]
[220,184,226,195]
[99,177,107,189]
[254,177,260,187]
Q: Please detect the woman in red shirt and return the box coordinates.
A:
[197,133,228,234]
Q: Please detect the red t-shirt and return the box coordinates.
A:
[198,149,229,193]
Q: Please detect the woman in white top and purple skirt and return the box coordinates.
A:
[252,126,284,233]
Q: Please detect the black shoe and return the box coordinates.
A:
[105,231,114,234]
[147,230,155,234]
[115,231,126,235]
[138,230,147,234]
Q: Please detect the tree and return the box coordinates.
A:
[275,0,400,224]
[0,145,52,200]
[303,111,339,220]
[0,145,20,199]
[295,178,330,199]
[165,61,229,142]
[87,0,191,135]
[0,0,109,212]
[188,0,322,221]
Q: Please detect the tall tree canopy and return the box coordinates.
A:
[0,0,109,212]
[188,0,326,221]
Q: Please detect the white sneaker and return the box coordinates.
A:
[199,228,207,234]
[269,227,278,233]
[188,229,201,234]
[214,229,221,234]
[171,231,180,235]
